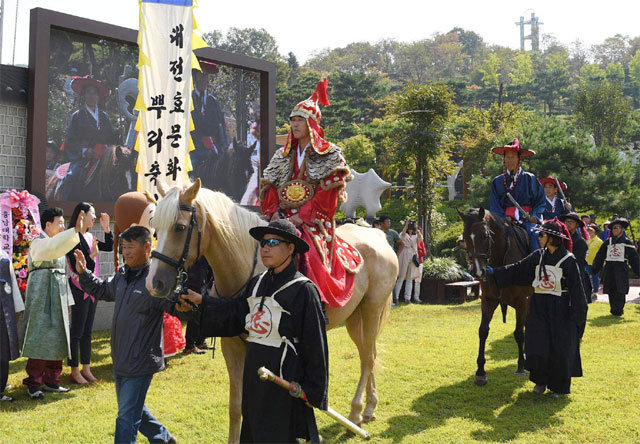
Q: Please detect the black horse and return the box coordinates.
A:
[458,207,532,386]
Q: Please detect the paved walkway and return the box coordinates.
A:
[594,285,640,304]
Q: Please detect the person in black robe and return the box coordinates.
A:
[591,217,640,317]
[558,212,593,302]
[57,76,120,201]
[0,252,23,402]
[178,219,329,443]
[182,256,214,355]
[487,219,588,397]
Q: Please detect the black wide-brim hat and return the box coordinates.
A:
[558,212,584,228]
[249,219,310,254]
[609,217,630,229]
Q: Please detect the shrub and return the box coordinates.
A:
[431,221,463,256]
[422,256,466,280]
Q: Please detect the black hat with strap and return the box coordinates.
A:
[249,219,310,253]
[558,212,584,228]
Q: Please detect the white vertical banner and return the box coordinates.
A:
[135,0,207,199]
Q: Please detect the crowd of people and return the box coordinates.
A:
[2,77,640,443]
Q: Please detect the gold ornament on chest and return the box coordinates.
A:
[278,180,315,208]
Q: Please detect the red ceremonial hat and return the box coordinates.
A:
[71,75,109,100]
[491,138,535,157]
[198,59,219,74]
[283,78,332,156]
[538,176,567,191]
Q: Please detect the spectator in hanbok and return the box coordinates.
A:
[66,202,113,384]
[22,208,84,399]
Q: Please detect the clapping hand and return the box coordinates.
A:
[75,211,85,233]
[74,249,87,274]
[99,213,110,233]
[90,236,99,260]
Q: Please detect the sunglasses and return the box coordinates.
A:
[260,238,290,248]
[612,225,623,230]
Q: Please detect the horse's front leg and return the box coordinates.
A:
[221,336,246,444]
[475,296,499,386]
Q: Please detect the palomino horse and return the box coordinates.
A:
[147,179,397,444]
[458,207,532,386]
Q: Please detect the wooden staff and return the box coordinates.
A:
[257,366,371,440]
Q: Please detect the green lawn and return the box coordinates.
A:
[1,300,639,443]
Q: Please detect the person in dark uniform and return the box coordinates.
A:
[489,139,546,252]
[182,256,214,355]
[558,212,592,302]
[0,251,24,402]
[178,219,329,443]
[487,219,588,398]
[591,217,640,317]
[58,76,120,201]
[539,176,572,220]
[190,62,229,171]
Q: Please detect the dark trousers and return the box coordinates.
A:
[68,286,98,367]
[23,358,62,387]
[608,292,626,316]
[0,360,7,393]
[185,318,205,349]
[1,310,9,393]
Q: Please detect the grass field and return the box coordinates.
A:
[1,300,639,443]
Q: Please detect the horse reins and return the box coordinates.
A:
[151,203,202,309]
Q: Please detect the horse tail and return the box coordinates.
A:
[501,300,508,323]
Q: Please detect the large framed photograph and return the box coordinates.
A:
[27,8,276,213]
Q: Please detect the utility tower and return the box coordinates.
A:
[515,11,543,51]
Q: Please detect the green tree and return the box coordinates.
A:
[390,82,455,244]
[509,52,533,86]
[628,50,640,99]
[579,63,606,83]
[605,62,625,84]
[479,53,502,88]
[524,116,640,214]
[573,80,631,146]
[532,51,571,115]
[341,134,377,172]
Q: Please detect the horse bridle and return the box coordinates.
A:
[468,221,493,262]
[150,204,202,308]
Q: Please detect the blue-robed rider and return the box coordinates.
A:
[539,176,572,220]
[489,138,546,252]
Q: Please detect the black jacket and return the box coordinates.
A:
[79,262,175,377]
[591,234,640,295]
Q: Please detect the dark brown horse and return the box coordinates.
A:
[458,207,532,386]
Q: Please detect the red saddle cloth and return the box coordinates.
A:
[298,224,362,308]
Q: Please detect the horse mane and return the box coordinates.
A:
[154,185,267,265]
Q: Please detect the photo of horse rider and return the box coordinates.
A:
[54,75,130,201]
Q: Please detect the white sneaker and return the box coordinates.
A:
[43,383,70,393]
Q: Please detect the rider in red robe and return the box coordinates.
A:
[260,79,362,307]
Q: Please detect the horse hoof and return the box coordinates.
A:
[514,370,527,377]
[363,414,376,423]
[474,374,488,386]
